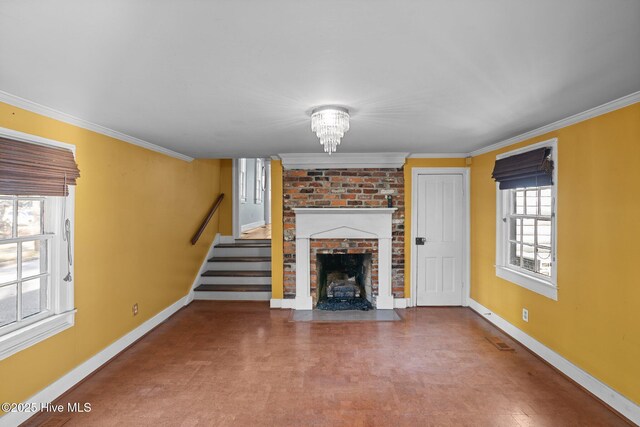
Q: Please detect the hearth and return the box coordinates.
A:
[315,253,373,311]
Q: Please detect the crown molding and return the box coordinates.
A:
[470,91,640,157]
[278,152,409,169]
[408,152,469,158]
[0,90,194,162]
[4,88,636,163]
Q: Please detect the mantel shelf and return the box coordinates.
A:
[276,152,408,169]
[293,208,397,214]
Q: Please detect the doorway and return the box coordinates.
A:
[233,158,272,240]
[411,168,469,306]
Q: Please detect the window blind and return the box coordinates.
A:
[0,137,80,196]
[491,147,553,190]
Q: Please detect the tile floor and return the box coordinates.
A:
[25,302,629,426]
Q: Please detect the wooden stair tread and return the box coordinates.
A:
[201,270,271,277]
[194,284,271,292]
[215,243,271,248]
[208,256,271,262]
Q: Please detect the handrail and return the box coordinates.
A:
[191,193,225,245]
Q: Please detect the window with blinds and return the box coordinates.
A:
[0,134,79,360]
[494,139,558,300]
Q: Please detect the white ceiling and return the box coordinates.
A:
[1,0,639,159]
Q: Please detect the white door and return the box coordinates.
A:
[416,174,464,306]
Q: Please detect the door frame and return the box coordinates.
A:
[410,167,471,307]
[233,158,270,239]
[264,159,272,225]
[232,159,241,239]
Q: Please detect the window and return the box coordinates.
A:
[239,158,247,203]
[255,158,264,204]
[495,139,557,300]
[506,187,553,276]
[0,131,77,360]
[0,197,49,329]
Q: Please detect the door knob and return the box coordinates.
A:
[415,237,426,245]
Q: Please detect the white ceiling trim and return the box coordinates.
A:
[0,90,194,162]
[470,91,640,157]
[278,153,408,169]
[408,153,469,158]
[2,87,638,162]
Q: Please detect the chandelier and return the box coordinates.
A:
[311,106,350,155]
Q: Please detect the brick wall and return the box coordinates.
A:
[282,168,405,299]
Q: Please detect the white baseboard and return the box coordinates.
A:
[269,298,408,309]
[468,298,640,426]
[393,298,409,309]
[270,298,295,309]
[185,233,221,305]
[241,220,266,232]
[219,235,235,244]
[269,298,282,308]
[0,296,188,427]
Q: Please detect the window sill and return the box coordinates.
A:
[496,266,558,301]
[0,310,76,361]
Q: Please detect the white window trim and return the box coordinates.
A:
[239,158,247,204]
[255,158,264,204]
[495,138,558,301]
[0,128,76,361]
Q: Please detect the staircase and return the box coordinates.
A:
[193,239,272,301]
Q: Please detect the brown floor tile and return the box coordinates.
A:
[24,302,629,427]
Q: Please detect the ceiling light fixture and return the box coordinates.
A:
[311,106,350,155]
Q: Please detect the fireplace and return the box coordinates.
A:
[315,253,373,310]
[293,207,396,310]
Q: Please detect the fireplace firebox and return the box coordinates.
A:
[315,253,373,311]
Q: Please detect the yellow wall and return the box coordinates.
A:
[270,160,284,299]
[0,102,224,406]
[404,158,468,297]
[470,103,640,404]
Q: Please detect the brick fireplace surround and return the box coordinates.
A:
[310,239,379,305]
[282,168,405,306]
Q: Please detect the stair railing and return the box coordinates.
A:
[191,193,225,245]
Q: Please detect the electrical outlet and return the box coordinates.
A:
[132,303,139,316]
[522,308,529,322]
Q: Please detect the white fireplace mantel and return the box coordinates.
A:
[293,208,397,310]
[277,153,408,170]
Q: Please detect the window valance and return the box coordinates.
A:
[491,147,553,190]
[0,137,80,196]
